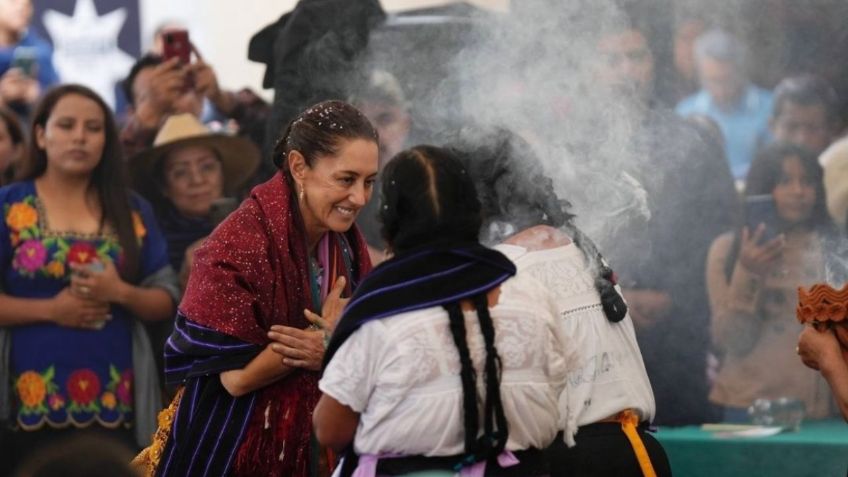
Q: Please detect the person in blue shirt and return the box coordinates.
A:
[676,29,773,180]
[0,0,60,117]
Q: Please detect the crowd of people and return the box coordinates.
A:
[0,0,847,476]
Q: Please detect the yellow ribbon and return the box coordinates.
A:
[617,409,657,477]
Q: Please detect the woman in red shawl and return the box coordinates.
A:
[154,100,378,477]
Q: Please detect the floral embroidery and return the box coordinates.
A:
[13,240,48,276]
[132,211,147,240]
[45,260,65,278]
[4,194,139,279]
[6,201,38,231]
[66,369,102,413]
[5,197,40,249]
[116,369,133,407]
[15,367,58,414]
[48,393,65,411]
[106,366,133,412]
[101,392,117,410]
[14,365,133,430]
[67,242,99,266]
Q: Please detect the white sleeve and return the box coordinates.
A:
[319,321,388,413]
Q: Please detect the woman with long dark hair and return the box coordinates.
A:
[149,100,377,477]
[453,128,669,477]
[315,145,567,477]
[0,84,178,473]
[707,142,847,421]
[0,106,25,185]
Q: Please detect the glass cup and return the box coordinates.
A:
[748,397,806,431]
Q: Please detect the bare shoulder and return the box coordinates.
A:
[709,231,735,257]
[503,225,571,251]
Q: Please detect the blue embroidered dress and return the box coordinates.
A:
[0,181,170,432]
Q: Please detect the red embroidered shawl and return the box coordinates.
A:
[180,171,372,476]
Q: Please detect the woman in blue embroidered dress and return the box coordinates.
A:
[0,84,179,474]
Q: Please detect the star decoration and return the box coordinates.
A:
[42,0,135,109]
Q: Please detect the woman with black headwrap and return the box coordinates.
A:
[314,145,567,476]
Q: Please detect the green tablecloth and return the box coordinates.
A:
[656,420,848,477]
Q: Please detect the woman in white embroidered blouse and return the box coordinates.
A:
[315,145,567,477]
[455,128,670,477]
[319,289,568,456]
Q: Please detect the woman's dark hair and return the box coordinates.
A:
[449,128,573,240]
[272,100,378,178]
[0,106,24,148]
[379,145,508,465]
[378,145,481,254]
[746,142,830,228]
[19,84,140,281]
[0,106,25,184]
[449,127,627,323]
[724,142,832,279]
[122,53,163,107]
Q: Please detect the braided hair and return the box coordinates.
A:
[450,127,627,322]
[380,146,510,466]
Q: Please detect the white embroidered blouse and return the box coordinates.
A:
[494,243,656,447]
[319,274,569,457]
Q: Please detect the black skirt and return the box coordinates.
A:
[548,423,672,477]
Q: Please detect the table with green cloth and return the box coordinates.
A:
[656,420,848,477]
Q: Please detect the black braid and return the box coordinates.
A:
[474,294,509,456]
[445,301,479,455]
[561,222,628,323]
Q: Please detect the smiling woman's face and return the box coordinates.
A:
[291,138,379,243]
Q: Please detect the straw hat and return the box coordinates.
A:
[130,113,261,203]
[821,136,848,228]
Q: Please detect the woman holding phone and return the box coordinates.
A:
[706,142,845,421]
[0,84,179,473]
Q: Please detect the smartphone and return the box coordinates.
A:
[162,30,191,65]
[209,197,239,227]
[87,261,105,273]
[744,194,781,244]
[11,47,37,77]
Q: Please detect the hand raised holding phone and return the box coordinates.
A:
[0,67,39,104]
[162,30,191,65]
[739,223,785,276]
[132,57,189,128]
